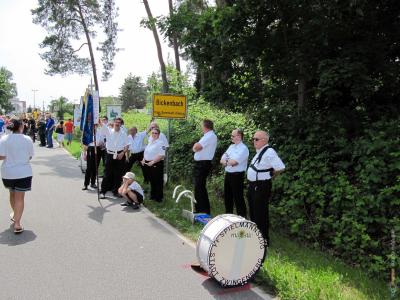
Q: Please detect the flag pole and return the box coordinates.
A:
[90,78,101,206]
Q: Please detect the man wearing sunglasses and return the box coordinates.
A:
[247,131,285,246]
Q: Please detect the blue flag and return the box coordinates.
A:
[82,94,94,146]
[80,96,86,131]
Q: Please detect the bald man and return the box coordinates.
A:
[247,130,285,247]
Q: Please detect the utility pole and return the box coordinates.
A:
[32,89,38,109]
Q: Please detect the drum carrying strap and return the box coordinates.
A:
[249,146,274,180]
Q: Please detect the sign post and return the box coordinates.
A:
[152,93,188,184]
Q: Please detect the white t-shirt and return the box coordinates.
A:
[128,181,144,198]
[247,145,285,181]
[144,139,166,161]
[0,134,34,179]
[148,132,169,147]
[221,142,249,173]
[128,131,147,153]
[194,130,218,161]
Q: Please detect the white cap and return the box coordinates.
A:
[123,172,135,180]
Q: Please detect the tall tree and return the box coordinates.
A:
[168,0,181,73]
[119,74,147,111]
[32,0,119,92]
[142,0,169,93]
[0,67,16,113]
[49,96,74,120]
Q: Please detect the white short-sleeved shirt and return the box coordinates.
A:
[148,132,169,148]
[104,129,129,152]
[144,139,166,161]
[194,130,218,161]
[128,181,144,198]
[221,142,249,173]
[0,134,34,179]
[88,130,103,147]
[247,145,285,181]
[128,131,147,153]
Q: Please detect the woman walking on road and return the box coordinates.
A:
[0,118,34,234]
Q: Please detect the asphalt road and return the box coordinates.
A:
[0,143,273,300]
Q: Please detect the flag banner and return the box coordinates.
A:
[93,90,100,124]
[82,94,94,146]
[73,104,81,127]
[80,94,86,131]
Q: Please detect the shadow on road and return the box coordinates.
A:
[0,227,37,246]
[201,278,267,299]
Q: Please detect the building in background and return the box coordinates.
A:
[9,97,26,114]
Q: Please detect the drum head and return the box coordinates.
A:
[205,216,266,287]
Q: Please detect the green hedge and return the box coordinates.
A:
[166,100,399,278]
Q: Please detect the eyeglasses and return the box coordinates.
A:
[252,137,264,141]
[151,132,159,135]
[231,135,237,138]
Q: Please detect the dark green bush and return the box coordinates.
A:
[168,99,399,278]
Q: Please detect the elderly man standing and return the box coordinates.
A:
[126,127,147,176]
[45,113,55,148]
[100,117,129,198]
[220,129,249,218]
[192,119,218,215]
[247,130,285,246]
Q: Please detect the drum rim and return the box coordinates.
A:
[196,214,266,285]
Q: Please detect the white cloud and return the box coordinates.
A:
[0,0,183,109]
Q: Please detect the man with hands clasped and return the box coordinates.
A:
[141,127,165,202]
[220,129,249,218]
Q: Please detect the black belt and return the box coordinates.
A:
[226,171,245,175]
[107,150,124,155]
[195,160,212,163]
[249,179,271,186]
[130,151,144,155]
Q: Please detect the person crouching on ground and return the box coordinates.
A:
[118,172,144,210]
[0,118,34,234]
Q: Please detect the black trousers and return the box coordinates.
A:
[224,171,247,218]
[247,180,272,246]
[144,160,164,202]
[39,132,46,146]
[101,152,126,194]
[193,160,212,215]
[125,151,147,181]
[84,146,101,186]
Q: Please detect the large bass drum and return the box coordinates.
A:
[196,214,266,287]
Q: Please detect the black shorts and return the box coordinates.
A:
[127,190,144,203]
[2,176,32,192]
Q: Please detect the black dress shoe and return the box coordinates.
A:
[90,184,97,188]
[100,193,106,199]
[120,201,132,207]
[131,202,140,210]
[82,186,88,190]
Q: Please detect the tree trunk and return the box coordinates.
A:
[77,1,99,92]
[143,0,169,93]
[168,0,181,73]
[297,77,306,115]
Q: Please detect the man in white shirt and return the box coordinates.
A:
[192,119,218,214]
[247,130,285,246]
[82,125,103,190]
[220,129,249,218]
[100,117,129,198]
[126,126,148,181]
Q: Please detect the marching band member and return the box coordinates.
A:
[220,129,249,218]
[141,127,165,202]
[192,119,218,215]
[99,117,129,198]
[247,130,285,245]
